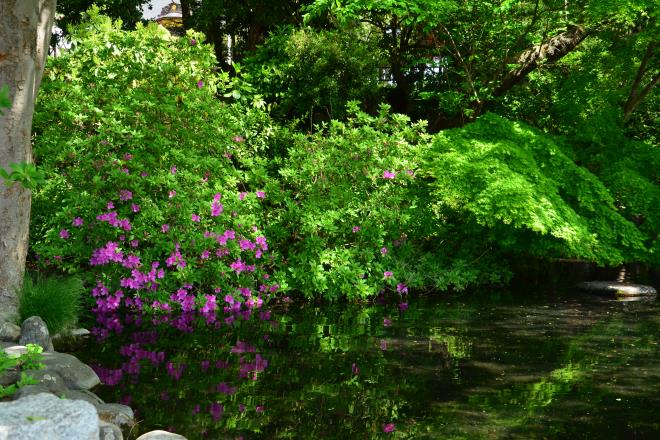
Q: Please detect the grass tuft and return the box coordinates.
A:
[19,275,84,335]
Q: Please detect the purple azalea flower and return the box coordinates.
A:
[191,214,201,222]
[161,224,170,233]
[380,247,388,255]
[119,189,132,201]
[384,271,393,278]
[383,318,392,327]
[399,302,409,311]
[170,166,177,174]
[383,423,395,433]
[59,229,70,239]
[72,217,84,227]
[197,80,204,89]
[256,191,265,199]
[382,170,396,179]
[352,226,361,233]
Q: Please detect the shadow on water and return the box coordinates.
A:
[76,289,660,439]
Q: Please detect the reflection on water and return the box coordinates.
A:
[78,292,660,439]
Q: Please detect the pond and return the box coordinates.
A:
[76,290,660,439]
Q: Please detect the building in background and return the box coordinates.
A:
[155,2,183,35]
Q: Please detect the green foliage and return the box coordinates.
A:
[263,103,511,299]
[0,84,10,113]
[19,275,84,335]
[32,8,280,304]
[0,344,43,398]
[423,113,649,265]
[244,26,386,123]
[0,162,45,190]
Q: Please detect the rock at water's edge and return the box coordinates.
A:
[99,421,124,440]
[19,316,54,351]
[135,430,188,440]
[0,392,99,440]
[577,281,657,297]
[97,403,135,430]
[0,322,21,342]
[40,351,101,390]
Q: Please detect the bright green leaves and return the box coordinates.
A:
[0,162,46,190]
[0,84,10,113]
[424,114,648,265]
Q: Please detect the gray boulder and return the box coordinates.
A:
[135,431,188,440]
[0,321,21,342]
[99,421,124,440]
[41,351,101,390]
[97,403,135,431]
[19,316,54,351]
[0,367,19,387]
[12,384,54,399]
[0,392,99,440]
[24,369,69,395]
[64,389,106,406]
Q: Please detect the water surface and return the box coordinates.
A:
[78,291,660,439]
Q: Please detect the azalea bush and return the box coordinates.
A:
[31,9,282,320]
[262,103,508,300]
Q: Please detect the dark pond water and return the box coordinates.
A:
[77,291,660,439]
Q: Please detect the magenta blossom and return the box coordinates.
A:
[239,192,248,201]
[383,318,392,327]
[232,135,244,142]
[168,190,176,198]
[352,226,360,233]
[170,166,177,174]
[384,271,393,278]
[197,80,204,89]
[382,170,396,179]
[380,247,388,255]
[399,302,409,311]
[72,217,84,227]
[161,224,170,233]
[256,191,266,199]
[383,423,395,433]
[119,189,132,201]
[59,229,70,239]
[191,214,201,222]
[396,283,408,294]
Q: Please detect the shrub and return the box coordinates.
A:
[0,344,43,398]
[31,9,281,320]
[19,275,84,334]
[423,113,649,266]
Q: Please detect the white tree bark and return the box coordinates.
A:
[0,0,56,323]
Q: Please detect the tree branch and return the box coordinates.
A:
[493,24,588,97]
[623,41,658,122]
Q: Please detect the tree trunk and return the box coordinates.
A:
[0,0,56,323]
